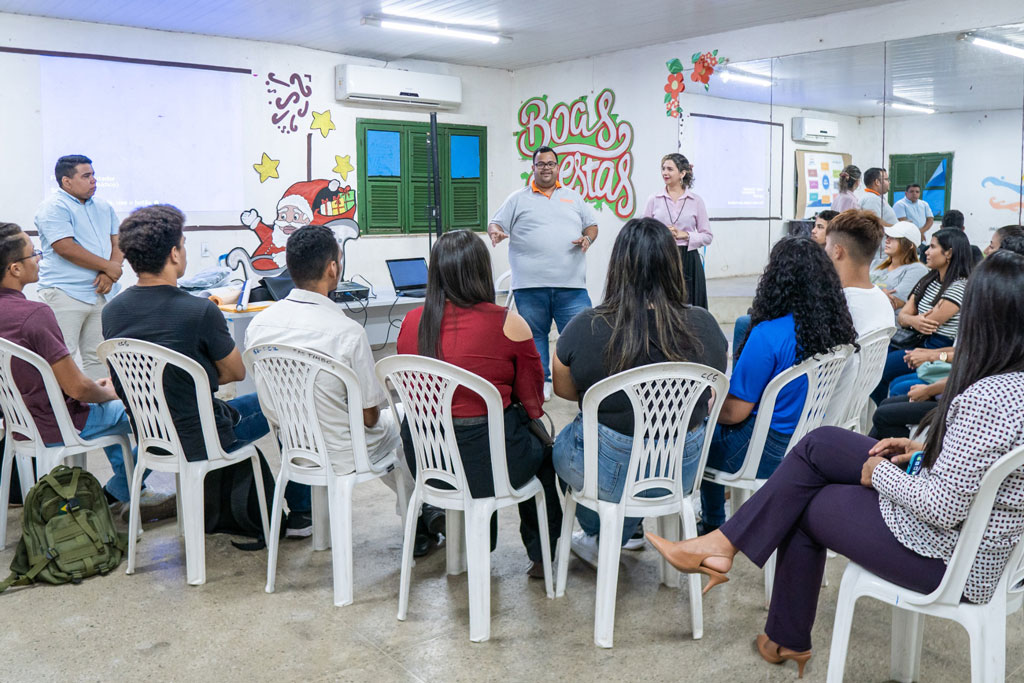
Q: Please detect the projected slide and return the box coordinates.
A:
[39,57,244,215]
[680,114,783,219]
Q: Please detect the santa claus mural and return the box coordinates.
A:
[240,178,358,271]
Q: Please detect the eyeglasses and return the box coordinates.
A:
[534,161,558,169]
[9,249,42,266]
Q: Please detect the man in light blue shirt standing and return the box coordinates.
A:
[488,146,599,400]
[33,155,124,379]
[892,183,935,244]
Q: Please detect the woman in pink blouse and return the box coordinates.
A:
[642,153,712,308]
[647,250,1024,678]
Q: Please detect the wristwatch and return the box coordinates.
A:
[938,351,948,363]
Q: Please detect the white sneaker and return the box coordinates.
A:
[570,530,599,569]
[543,381,553,401]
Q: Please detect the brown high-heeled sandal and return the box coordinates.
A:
[645,532,730,595]
[755,634,812,679]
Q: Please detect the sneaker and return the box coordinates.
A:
[421,503,446,536]
[285,511,313,538]
[622,522,645,551]
[570,529,599,569]
[121,489,177,523]
[543,381,553,401]
[526,560,546,579]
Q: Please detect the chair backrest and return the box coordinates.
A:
[732,345,854,482]
[916,442,1024,608]
[97,338,226,463]
[579,362,729,507]
[375,355,514,501]
[494,270,514,313]
[0,337,85,448]
[243,343,372,476]
[834,326,896,428]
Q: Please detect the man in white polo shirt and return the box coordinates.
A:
[33,155,123,379]
[893,183,934,243]
[859,167,896,228]
[487,146,598,400]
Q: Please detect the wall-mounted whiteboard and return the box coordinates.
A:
[679,113,784,220]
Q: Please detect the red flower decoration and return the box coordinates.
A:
[664,72,685,96]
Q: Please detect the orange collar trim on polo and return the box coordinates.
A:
[865,187,882,196]
[530,178,562,197]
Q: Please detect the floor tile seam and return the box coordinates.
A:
[352,629,428,683]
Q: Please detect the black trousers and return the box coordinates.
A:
[401,406,562,563]
[869,394,938,439]
[679,246,708,309]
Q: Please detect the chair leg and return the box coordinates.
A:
[175,473,184,537]
[250,455,271,544]
[265,470,288,594]
[656,513,681,589]
[327,477,356,607]
[965,601,1005,683]
[180,467,208,586]
[125,455,147,575]
[465,500,494,643]
[825,567,860,683]
[764,551,777,609]
[394,461,413,528]
[446,509,467,576]
[397,487,422,621]
[115,437,141,539]
[15,454,34,500]
[555,496,577,598]
[0,442,14,549]
[681,500,703,640]
[312,485,330,551]
[890,607,924,683]
[593,502,625,648]
[533,489,554,599]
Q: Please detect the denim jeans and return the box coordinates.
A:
[513,287,592,381]
[888,372,922,397]
[553,413,705,545]
[871,333,954,404]
[732,314,752,360]
[49,399,144,503]
[699,414,793,527]
[224,393,310,514]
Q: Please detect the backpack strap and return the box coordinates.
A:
[40,468,80,502]
[0,548,57,593]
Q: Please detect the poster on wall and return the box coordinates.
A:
[795,150,851,219]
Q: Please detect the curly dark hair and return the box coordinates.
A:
[738,235,858,361]
[118,204,185,275]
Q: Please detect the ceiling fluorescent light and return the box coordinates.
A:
[720,70,772,87]
[890,101,936,114]
[963,33,1024,60]
[363,16,504,44]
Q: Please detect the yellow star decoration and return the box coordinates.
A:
[310,110,336,138]
[332,155,355,181]
[253,153,280,183]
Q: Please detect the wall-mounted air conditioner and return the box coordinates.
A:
[335,64,462,109]
[792,117,838,143]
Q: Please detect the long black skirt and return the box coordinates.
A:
[679,246,708,309]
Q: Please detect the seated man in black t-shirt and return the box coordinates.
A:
[101,205,312,537]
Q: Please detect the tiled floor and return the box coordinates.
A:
[4,279,1021,681]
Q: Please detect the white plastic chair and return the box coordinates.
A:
[704,345,854,607]
[830,327,896,433]
[97,338,270,586]
[375,355,554,643]
[827,443,1024,683]
[494,269,514,313]
[555,362,729,647]
[243,343,411,606]
[0,337,135,549]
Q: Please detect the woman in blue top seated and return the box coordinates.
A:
[699,236,858,532]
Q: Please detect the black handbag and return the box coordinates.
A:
[890,327,926,350]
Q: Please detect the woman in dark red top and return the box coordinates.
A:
[397,230,562,578]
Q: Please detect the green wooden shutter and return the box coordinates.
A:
[408,127,433,233]
[889,152,953,217]
[441,127,487,231]
[364,182,403,233]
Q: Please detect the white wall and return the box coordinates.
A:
[0,12,518,293]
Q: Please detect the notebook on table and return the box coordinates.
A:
[386,257,428,298]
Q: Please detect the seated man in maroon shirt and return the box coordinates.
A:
[0,222,174,521]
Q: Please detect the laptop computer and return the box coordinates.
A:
[386,257,428,298]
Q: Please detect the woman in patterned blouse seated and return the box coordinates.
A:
[646,249,1024,678]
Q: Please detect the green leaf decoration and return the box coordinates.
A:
[666,58,684,74]
[664,93,672,103]
[691,52,700,63]
[713,49,718,56]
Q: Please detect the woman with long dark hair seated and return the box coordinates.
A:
[699,236,858,533]
[550,217,728,563]
[647,250,1024,678]
[871,228,973,404]
[396,230,562,579]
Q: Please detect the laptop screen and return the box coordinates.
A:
[386,257,428,290]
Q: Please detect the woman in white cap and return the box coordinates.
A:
[870,222,929,312]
